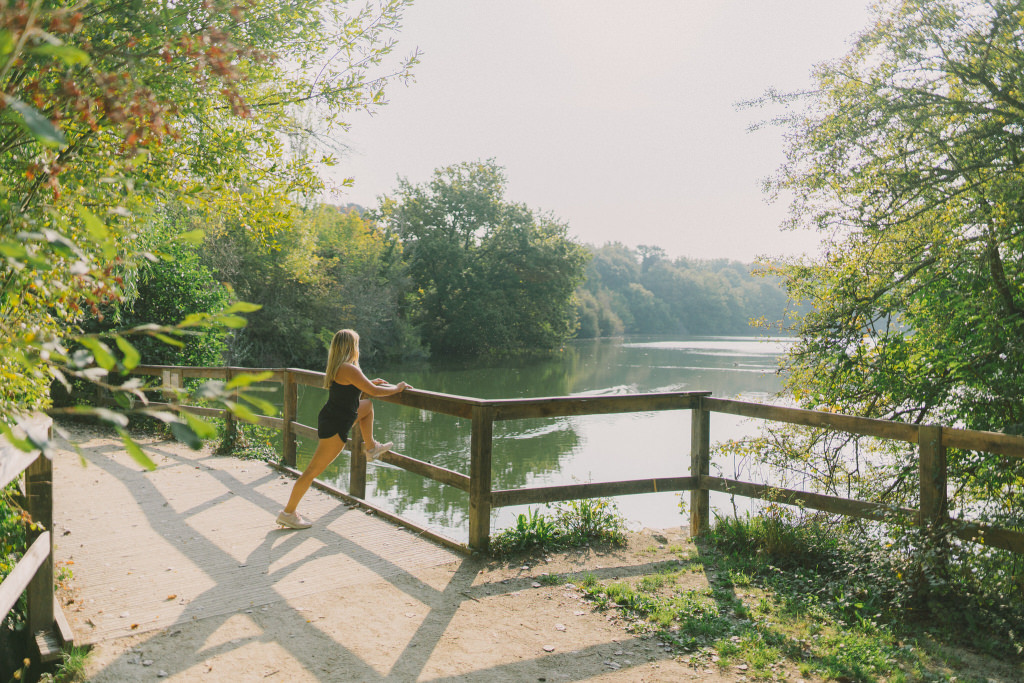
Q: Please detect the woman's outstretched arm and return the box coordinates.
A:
[335,363,409,396]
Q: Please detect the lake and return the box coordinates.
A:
[289,335,791,543]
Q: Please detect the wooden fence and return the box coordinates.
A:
[131,365,1024,555]
[0,415,73,668]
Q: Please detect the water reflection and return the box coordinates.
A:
[283,336,788,543]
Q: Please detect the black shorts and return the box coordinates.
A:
[317,405,358,441]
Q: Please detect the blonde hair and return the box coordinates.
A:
[323,329,360,388]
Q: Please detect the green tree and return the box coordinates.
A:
[375,160,588,356]
[746,0,1024,574]
[201,203,415,368]
[1,0,416,424]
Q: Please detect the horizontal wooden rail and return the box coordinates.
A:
[488,392,709,421]
[0,449,38,490]
[948,520,1024,554]
[702,476,917,525]
[492,477,697,508]
[144,401,227,419]
[288,368,326,388]
[293,422,318,441]
[941,426,1024,460]
[377,450,471,492]
[705,397,1024,459]
[705,397,920,444]
[375,388,481,419]
[0,531,50,623]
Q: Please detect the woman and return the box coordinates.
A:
[276,329,409,529]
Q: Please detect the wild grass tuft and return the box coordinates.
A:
[489,498,627,557]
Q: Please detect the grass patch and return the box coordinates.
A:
[572,509,1023,682]
[39,645,92,683]
[489,498,627,557]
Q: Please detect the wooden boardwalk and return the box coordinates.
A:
[51,426,461,645]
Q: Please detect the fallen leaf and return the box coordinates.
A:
[166,595,177,601]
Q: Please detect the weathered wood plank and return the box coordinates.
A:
[35,628,62,663]
[375,389,478,419]
[690,401,711,537]
[378,450,470,492]
[491,477,696,508]
[701,476,918,523]
[53,596,74,647]
[468,406,494,551]
[349,424,366,499]
[918,425,946,525]
[704,398,920,443]
[140,401,226,419]
[256,415,284,430]
[282,371,297,468]
[0,531,50,623]
[489,392,710,421]
[179,404,227,419]
[941,426,1024,459]
[293,422,318,441]
[26,453,53,636]
[288,368,325,388]
[0,449,37,490]
[949,521,1024,555]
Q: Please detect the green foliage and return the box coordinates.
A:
[120,250,232,368]
[1,483,29,634]
[574,243,790,338]
[1,0,416,460]
[202,203,418,368]
[489,508,561,556]
[489,498,627,557]
[576,513,1019,680]
[709,512,1024,661]
[731,0,1024,616]
[374,160,589,356]
[551,497,628,547]
[222,422,281,463]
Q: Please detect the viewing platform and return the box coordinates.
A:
[49,424,702,682]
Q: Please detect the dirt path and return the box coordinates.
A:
[53,424,744,682]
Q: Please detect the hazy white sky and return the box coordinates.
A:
[328,1,873,262]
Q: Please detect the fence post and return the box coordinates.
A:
[25,452,54,637]
[689,396,711,538]
[918,424,947,525]
[219,366,238,452]
[349,425,366,500]
[282,370,297,468]
[468,405,494,552]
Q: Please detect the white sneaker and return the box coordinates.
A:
[365,441,393,461]
[275,510,311,529]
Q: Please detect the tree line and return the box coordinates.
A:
[110,158,788,372]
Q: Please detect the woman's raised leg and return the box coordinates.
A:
[357,399,392,459]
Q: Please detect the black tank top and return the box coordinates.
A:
[325,381,361,415]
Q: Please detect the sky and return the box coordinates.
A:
[327,1,874,263]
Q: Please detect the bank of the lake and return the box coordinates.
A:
[277,335,790,544]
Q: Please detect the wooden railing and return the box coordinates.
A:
[131,365,1024,555]
[0,415,72,668]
